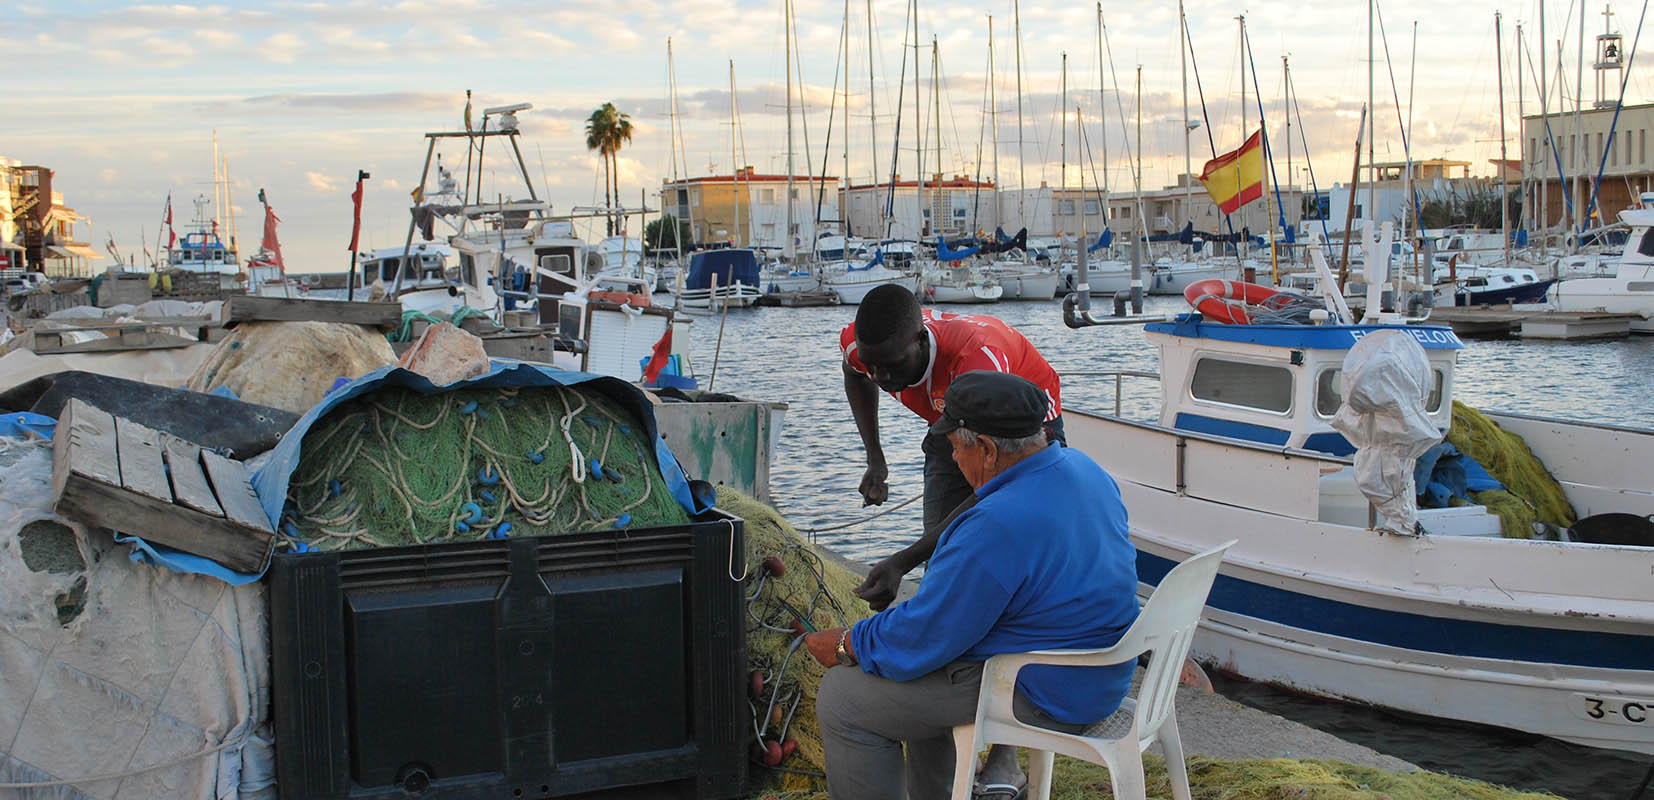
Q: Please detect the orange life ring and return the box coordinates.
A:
[589,290,651,307]
[1183,279,1280,325]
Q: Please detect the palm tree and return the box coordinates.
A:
[584,103,634,236]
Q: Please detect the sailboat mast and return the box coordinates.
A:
[933,37,942,235]
[669,39,695,254]
[786,0,796,261]
[990,16,1000,231]
[1181,0,1191,229]
[867,0,878,218]
[913,0,924,240]
[1014,0,1026,236]
[1367,0,1376,229]
[1497,12,1510,266]
[1540,2,1549,240]
[213,130,224,237]
[1097,4,1109,233]
[1061,52,1068,201]
[1574,0,1585,246]
[1238,15,1249,245]
[1136,65,1148,243]
[731,60,742,248]
[1517,23,1526,234]
[224,155,238,256]
[1283,55,1292,262]
[844,0,852,238]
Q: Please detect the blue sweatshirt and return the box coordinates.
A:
[852,443,1140,724]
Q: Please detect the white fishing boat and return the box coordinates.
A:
[821,252,919,305]
[595,235,656,293]
[1535,193,1654,333]
[678,249,763,310]
[983,256,1060,300]
[759,261,820,294]
[1063,224,1654,756]
[1431,264,1555,307]
[919,261,1002,303]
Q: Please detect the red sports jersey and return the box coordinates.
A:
[841,308,1061,424]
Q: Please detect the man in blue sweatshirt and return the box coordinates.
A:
[805,371,1141,800]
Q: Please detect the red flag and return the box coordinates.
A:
[262,203,285,273]
[164,193,176,249]
[349,174,365,251]
[642,327,674,384]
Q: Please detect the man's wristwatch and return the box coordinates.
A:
[835,628,857,666]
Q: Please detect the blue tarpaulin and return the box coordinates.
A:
[1414,441,1506,508]
[936,236,980,261]
[0,412,57,440]
[685,249,760,289]
[1087,230,1114,252]
[847,251,884,271]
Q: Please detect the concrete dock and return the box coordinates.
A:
[1427,305,1642,339]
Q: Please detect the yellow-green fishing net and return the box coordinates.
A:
[1446,402,1576,538]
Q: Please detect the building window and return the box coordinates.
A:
[1642,129,1647,164]
[1114,206,1132,219]
[1569,134,1575,168]
[1597,133,1605,167]
[1059,200,1074,215]
[789,188,799,199]
[760,188,775,203]
[1530,138,1537,164]
[953,207,967,219]
[1084,200,1100,215]
[1612,135,1618,167]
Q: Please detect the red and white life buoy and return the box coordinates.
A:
[1183,279,1281,325]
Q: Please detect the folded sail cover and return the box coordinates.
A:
[1198,129,1264,214]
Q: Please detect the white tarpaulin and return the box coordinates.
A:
[0,437,273,799]
[1329,330,1443,534]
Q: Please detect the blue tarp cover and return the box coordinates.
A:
[1414,441,1506,508]
[685,249,761,289]
[936,236,980,261]
[1087,230,1114,252]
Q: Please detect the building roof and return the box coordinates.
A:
[664,166,837,185]
[1521,100,1654,120]
[845,177,995,191]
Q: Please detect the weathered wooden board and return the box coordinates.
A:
[115,417,172,505]
[51,399,274,573]
[201,450,273,533]
[163,439,223,517]
[224,295,402,329]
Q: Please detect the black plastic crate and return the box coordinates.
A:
[269,513,747,799]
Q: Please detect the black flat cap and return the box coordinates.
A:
[929,370,1048,438]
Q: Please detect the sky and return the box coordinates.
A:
[9,0,1650,272]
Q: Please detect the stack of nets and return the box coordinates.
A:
[715,487,875,796]
[1445,402,1576,539]
[280,383,689,551]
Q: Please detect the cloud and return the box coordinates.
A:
[98,168,118,184]
[307,171,338,192]
[259,32,304,63]
[244,91,455,113]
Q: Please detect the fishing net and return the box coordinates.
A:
[280,383,690,551]
[1446,402,1576,538]
[715,487,876,796]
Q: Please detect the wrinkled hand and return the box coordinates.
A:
[858,463,889,506]
[804,628,845,668]
[852,556,905,611]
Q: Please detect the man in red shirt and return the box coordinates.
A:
[840,284,1063,611]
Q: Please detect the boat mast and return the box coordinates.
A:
[1136,65,1147,244]
[844,0,852,239]
[912,0,924,241]
[1061,52,1068,251]
[867,0,878,237]
[1181,0,1191,233]
[1014,0,1026,255]
[786,0,796,261]
[1097,4,1109,241]
[1497,12,1510,268]
[1540,2,1549,244]
[1575,0,1585,248]
[1283,55,1292,263]
[1517,23,1527,235]
[668,38,695,255]
[1407,21,1419,282]
[990,15,1000,234]
[933,37,942,236]
[224,154,238,257]
[731,60,742,248]
[1367,0,1376,232]
[213,130,224,239]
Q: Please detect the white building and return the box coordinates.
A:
[662,167,839,254]
[843,176,1000,241]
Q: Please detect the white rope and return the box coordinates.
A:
[803,494,921,538]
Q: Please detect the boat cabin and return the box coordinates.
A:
[169,230,239,274]
[358,244,455,289]
[1145,314,1462,457]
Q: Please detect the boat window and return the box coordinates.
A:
[1639,227,1654,257]
[379,258,401,283]
[1315,367,1446,417]
[536,247,574,275]
[460,253,476,286]
[1190,358,1292,413]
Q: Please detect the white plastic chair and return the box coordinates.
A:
[949,540,1235,800]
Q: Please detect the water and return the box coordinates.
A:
[678,296,1654,797]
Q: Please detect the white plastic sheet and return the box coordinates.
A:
[1328,330,1443,534]
[0,438,274,799]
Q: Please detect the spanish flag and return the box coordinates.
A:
[1198,128,1265,214]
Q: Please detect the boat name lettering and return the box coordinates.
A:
[1582,695,1649,725]
[1347,328,1462,347]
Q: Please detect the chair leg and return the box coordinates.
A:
[1026,749,1055,800]
[949,725,979,800]
[1157,714,1192,800]
[1105,749,1148,800]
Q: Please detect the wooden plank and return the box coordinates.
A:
[54,468,273,572]
[31,333,198,355]
[201,450,273,533]
[163,439,223,517]
[51,399,121,502]
[115,417,173,504]
[224,294,402,328]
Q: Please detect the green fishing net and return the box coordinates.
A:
[281,383,690,551]
[1446,402,1577,538]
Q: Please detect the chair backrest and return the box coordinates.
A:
[1115,540,1234,743]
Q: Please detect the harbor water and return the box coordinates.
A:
[679,295,1654,798]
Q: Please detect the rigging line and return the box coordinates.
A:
[1583,0,1649,227]
[802,493,920,536]
[883,0,914,226]
[1182,12,1242,248]
[1287,67,1337,262]
[1097,9,1144,213]
[811,0,847,245]
[973,40,991,234]
[1521,34,1576,223]
[1373,1,1425,225]
[1242,26,1289,234]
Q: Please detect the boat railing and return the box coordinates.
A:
[1059,370,1158,417]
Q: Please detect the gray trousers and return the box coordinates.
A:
[817,661,1085,800]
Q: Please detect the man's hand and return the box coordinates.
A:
[852,556,906,611]
[858,463,889,506]
[804,627,846,668]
